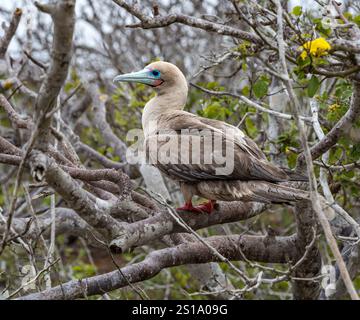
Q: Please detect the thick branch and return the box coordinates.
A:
[109,201,267,252]
[33,0,76,150]
[18,234,297,300]
[29,152,122,239]
[292,200,321,300]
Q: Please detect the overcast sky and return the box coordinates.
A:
[0,0,347,61]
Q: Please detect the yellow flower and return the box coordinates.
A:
[299,37,331,60]
[328,103,340,112]
[1,80,13,90]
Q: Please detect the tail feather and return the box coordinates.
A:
[248,181,310,203]
[195,179,336,220]
[196,180,310,203]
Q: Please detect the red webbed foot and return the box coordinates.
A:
[176,201,203,213]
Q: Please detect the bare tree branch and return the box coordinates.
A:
[18,234,297,300]
[112,0,262,44]
[0,8,22,59]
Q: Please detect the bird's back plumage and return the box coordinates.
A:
[145,110,293,184]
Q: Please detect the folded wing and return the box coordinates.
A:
[145,111,290,183]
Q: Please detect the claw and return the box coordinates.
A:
[177,200,215,214]
[193,200,216,214]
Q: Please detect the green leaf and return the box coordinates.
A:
[292,6,302,16]
[301,33,312,39]
[344,12,353,20]
[201,102,229,120]
[245,116,257,137]
[354,15,360,27]
[242,85,249,97]
[241,60,248,72]
[206,82,219,90]
[313,57,329,66]
[297,55,311,68]
[253,78,269,99]
[307,75,320,97]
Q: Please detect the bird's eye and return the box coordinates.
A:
[152,70,160,77]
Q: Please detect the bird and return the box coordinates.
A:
[113,61,311,214]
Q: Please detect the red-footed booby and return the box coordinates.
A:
[114,61,309,213]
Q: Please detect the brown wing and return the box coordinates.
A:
[145,111,289,183]
[199,117,268,161]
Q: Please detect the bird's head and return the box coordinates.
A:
[113,61,187,95]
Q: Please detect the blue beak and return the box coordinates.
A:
[113,68,161,87]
